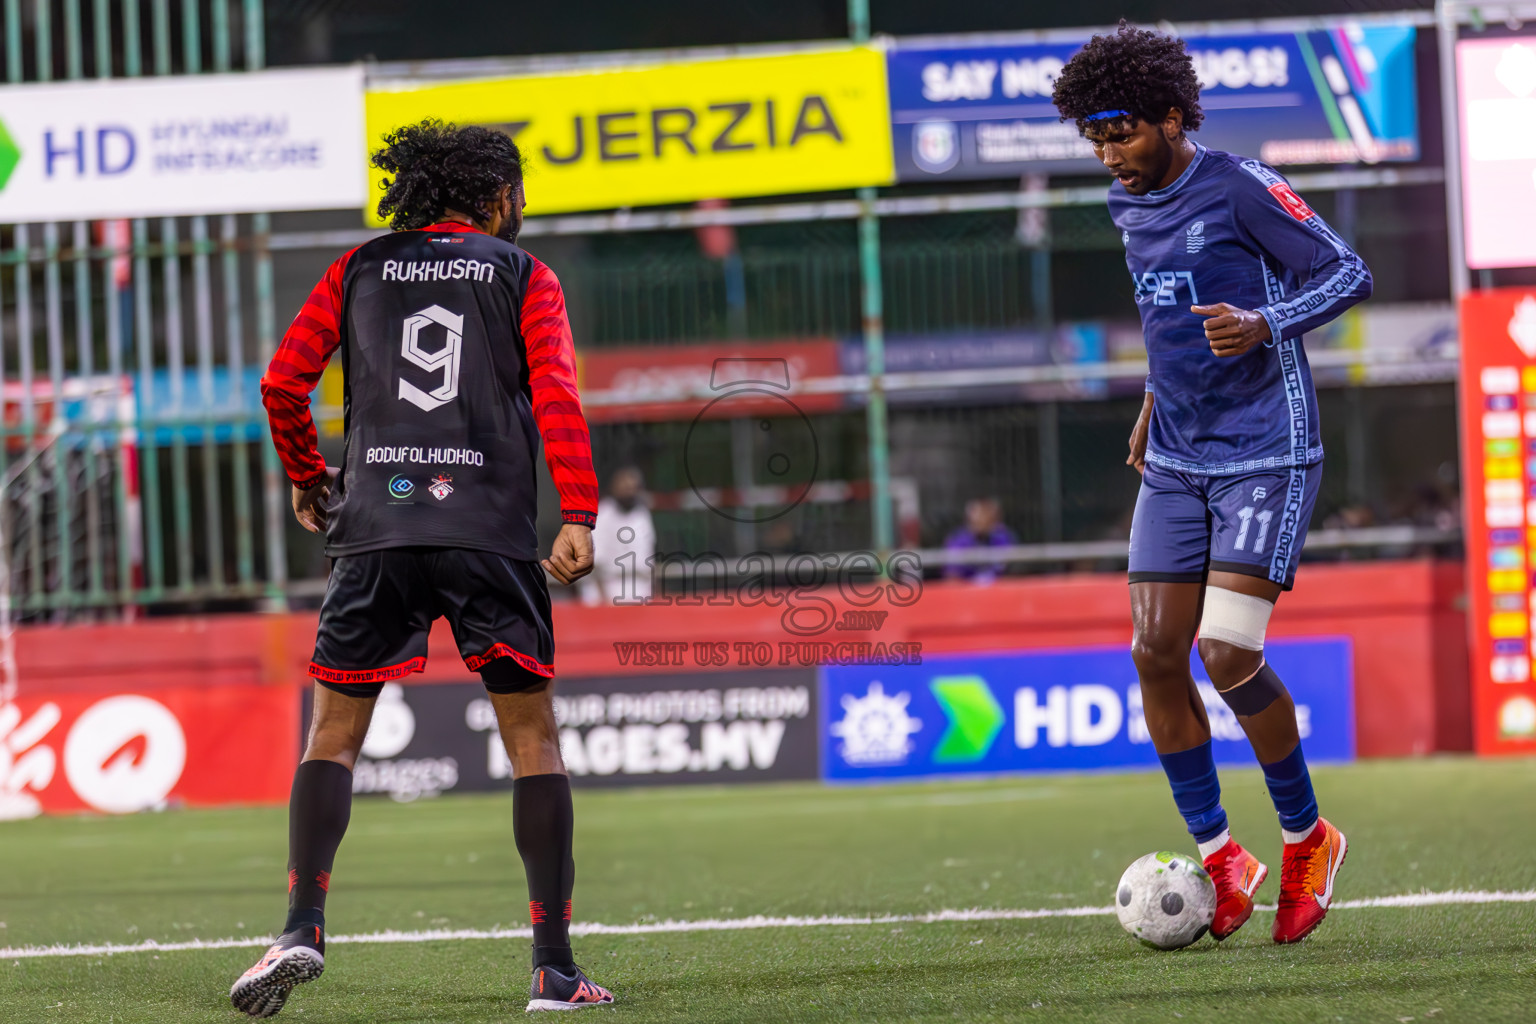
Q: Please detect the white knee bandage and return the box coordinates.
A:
[1198,587,1273,651]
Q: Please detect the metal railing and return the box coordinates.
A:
[0,6,1480,621]
[1,0,284,619]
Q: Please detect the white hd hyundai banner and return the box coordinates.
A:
[0,66,366,222]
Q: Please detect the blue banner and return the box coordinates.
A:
[888,26,1418,181]
[137,367,265,445]
[820,639,1354,781]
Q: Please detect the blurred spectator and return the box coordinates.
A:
[1324,503,1377,531]
[760,519,802,555]
[579,467,656,606]
[1400,482,1460,533]
[943,498,1018,584]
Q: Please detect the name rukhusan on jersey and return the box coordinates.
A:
[261,222,599,560]
[1110,146,1371,476]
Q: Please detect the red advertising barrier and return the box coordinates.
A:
[1458,287,1536,755]
[576,339,843,423]
[9,560,1469,817]
[0,686,296,817]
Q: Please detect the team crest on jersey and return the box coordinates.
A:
[1185,220,1206,254]
[429,473,454,501]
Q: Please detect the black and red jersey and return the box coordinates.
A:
[260,221,598,561]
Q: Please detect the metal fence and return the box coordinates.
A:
[1,0,286,620]
[0,5,1471,623]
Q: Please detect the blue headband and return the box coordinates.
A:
[1085,109,1131,121]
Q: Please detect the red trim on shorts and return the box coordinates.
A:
[464,644,554,676]
[308,657,427,684]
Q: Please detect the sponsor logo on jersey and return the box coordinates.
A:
[388,475,415,498]
[429,473,454,501]
[1266,182,1315,221]
[1185,220,1206,254]
[1252,485,1268,501]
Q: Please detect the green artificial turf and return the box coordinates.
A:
[1,757,1533,1022]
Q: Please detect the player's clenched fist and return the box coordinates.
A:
[1192,302,1271,358]
[543,523,595,584]
[291,466,339,534]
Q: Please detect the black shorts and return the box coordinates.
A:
[309,547,554,697]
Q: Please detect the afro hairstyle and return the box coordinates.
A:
[372,119,526,232]
[1051,21,1204,135]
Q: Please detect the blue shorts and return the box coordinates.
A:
[1128,462,1323,591]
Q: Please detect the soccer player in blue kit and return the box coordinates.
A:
[1052,24,1371,944]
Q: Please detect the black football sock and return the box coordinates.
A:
[513,773,575,969]
[283,758,354,935]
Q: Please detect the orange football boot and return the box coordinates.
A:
[1273,817,1348,943]
[1202,837,1268,939]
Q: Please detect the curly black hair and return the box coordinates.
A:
[372,119,526,231]
[1051,21,1204,135]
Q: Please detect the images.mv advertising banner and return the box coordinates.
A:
[888,25,1418,181]
[821,640,1354,781]
[364,46,894,219]
[0,67,366,222]
[315,669,819,800]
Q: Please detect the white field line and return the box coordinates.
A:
[4,889,1534,961]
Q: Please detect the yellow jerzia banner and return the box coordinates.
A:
[364,45,894,221]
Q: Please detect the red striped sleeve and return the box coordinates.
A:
[260,248,357,489]
[522,258,599,526]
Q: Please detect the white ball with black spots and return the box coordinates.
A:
[1114,851,1217,950]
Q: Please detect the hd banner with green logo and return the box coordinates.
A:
[0,67,365,223]
[820,641,1353,780]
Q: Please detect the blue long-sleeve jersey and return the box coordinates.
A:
[1109,145,1372,475]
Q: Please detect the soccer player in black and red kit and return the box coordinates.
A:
[231,121,614,1016]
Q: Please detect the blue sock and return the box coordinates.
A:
[1260,744,1319,835]
[1157,740,1228,843]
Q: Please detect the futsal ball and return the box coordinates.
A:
[1114,851,1217,950]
